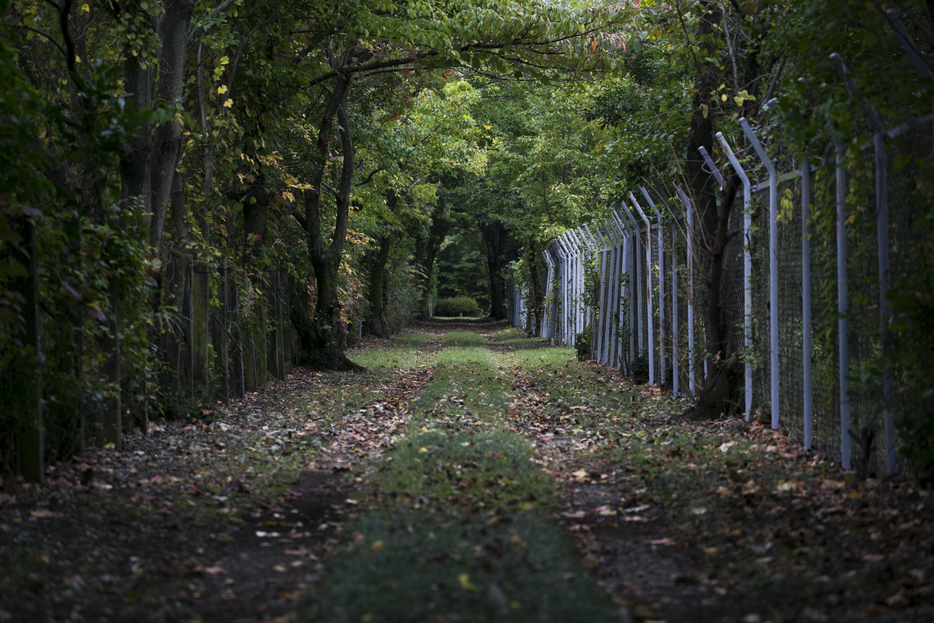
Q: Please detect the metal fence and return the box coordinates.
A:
[508,21,934,475]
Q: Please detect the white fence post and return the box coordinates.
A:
[676,187,696,396]
[715,133,754,421]
[740,119,780,431]
[631,193,655,386]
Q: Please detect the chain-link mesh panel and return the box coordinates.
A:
[658,225,673,386]
[722,192,747,364]
[634,232,648,359]
[885,118,934,471]
[846,147,885,470]
[778,178,806,445]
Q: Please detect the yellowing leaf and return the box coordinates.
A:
[81,3,89,12]
[223,99,233,108]
[721,94,728,102]
[217,85,228,94]
[458,573,480,592]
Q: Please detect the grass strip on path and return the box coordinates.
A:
[490,329,934,623]
[0,335,435,623]
[300,329,619,623]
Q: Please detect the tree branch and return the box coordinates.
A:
[321,181,339,199]
[355,168,381,187]
[10,25,68,59]
[225,5,292,104]
[288,204,307,230]
[360,66,413,78]
[205,0,237,22]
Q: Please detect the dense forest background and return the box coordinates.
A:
[2,0,932,484]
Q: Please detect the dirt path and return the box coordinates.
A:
[3,321,933,623]
[0,358,433,623]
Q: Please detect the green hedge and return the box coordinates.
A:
[433,295,481,317]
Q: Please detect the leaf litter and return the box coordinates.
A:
[2,320,932,623]
[0,343,433,623]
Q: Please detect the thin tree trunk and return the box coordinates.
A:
[170,157,190,246]
[119,7,153,226]
[479,218,508,320]
[149,0,195,255]
[366,189,397,337]
[683,0,768,420]
[366,235,393,337]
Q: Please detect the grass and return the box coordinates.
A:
[375,429,555,514]
[300,510,614,623]
[299,331,618,623]
[349,337,435,370]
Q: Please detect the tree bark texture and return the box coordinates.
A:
[295,65,363,371]
[479,218,508,320]
[366,235,393,338]
[120,37,153,224]
[366,189,397,338]
[683,1,767,420]
[148,0,195,255]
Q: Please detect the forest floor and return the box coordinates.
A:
[2,319,933,623]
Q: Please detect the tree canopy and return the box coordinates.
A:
[2,0,934,479]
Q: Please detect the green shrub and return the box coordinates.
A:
[433,295,481,317]
[632,354,650,385]
[575,326,592,361]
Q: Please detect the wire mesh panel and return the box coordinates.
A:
[774,177,806,445]
[673,226,693,396]
[809,166,843,461]
[721,193,748,383]
[881,117,934,471]
[845,146,885,469]
[658,224,673,386]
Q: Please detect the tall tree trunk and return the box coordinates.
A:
[366,235,393,337]
[525,243,544,335]
[366,189,397,338]
[479,218,508,320]
[682,0,739,420]
[420,205,449,318]
[683,1,767,420]
[148,0,195,256]
[119,4,153,226]
[296,69,363,371]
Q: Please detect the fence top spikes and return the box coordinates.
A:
[630,192,651,225]
[698,146,726,188]
[739,118,776,174]
[829,53,863,102]
[640,186,667,223]
[885,9,934,91]
[829,53,886,133]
